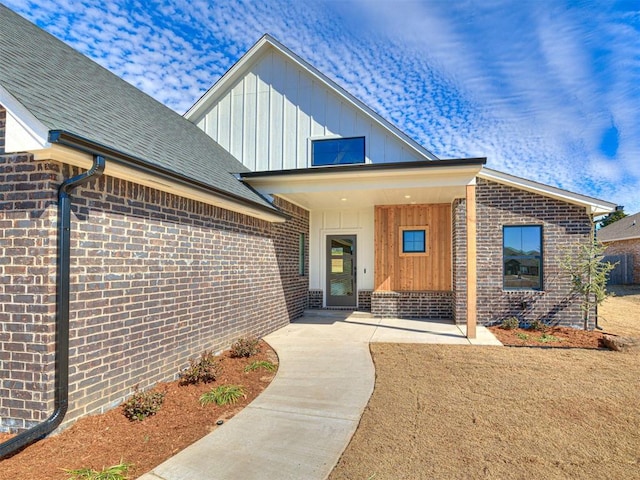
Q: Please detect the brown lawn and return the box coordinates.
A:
[329,288,640,480]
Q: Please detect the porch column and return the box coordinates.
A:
[466,184,477,339]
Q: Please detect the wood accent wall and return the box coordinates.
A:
[374,204,452,291]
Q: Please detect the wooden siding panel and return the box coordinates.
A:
[374,204,452,291]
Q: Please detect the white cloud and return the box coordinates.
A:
[4,0,640,213]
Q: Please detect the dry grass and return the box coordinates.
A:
[330,291,640,480]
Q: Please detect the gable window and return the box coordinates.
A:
[399,226,427,256]
[503,225,542,290]
[312,137,365,166]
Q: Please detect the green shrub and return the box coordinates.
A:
[122,386,165,421]
[529,319,547,332]
[244,360,277,373]
[179,350,220,385]
[230,337,260,358]
[200,385,246,406]
[64,461,131,480]
[500,317,519,330]
[538,333,561,343]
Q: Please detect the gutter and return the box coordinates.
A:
[48,130,286,220]
[0,155,105,459]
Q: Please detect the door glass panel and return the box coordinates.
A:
[327,236,356,306]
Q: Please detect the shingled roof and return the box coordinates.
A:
[0,5,276,214]
[598,211,640,242]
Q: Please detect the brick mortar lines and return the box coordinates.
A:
[473,179,592,328]
[1,157,309,431]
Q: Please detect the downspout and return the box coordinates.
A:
[0,155,105,458]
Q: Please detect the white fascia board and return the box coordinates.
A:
[245,165,481,196]
[478,168,617,216]
[184,35,438,162]
[31,145,286,223]
[0,85,50,152]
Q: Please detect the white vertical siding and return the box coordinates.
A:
[197,48,427,172]
[309,207,375,293]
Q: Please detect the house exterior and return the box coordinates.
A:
[598,211,640,284]
[0,8,615,441]
[185,34,615,328]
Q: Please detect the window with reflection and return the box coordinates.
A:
[503,225,542,290]
[312,137,365,166]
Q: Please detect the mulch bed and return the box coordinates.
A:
[0,340,278,480]
[488,325,608,348]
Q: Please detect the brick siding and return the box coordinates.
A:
[1,154,308,432]
[603,239,640,284]
[371,291,454,319]
[463,179,593,328]
[452,198,467,324]
[308,289,323,309]
[357,290,372,312]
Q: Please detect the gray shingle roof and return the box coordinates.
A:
[598,211,640,242]
[0,5,274,211]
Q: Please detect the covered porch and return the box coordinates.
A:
[240,158,485,338]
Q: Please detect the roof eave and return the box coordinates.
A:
[478,168,617,216]
[47,130,287,222]
[184,34,439,161]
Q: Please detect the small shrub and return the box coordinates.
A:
[538,333,561,343]
[244,360,277,373]
[200,385,246,406]
[529,319,547,332]
[180,350,221,385]
[122,385,165,421]
[517,333,529,341]
[500,317,519,330]
[64,461,131,480]
[230,337,260,358]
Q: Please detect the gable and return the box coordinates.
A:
[188,37,437,172]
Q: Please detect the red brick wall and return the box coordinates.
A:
[454,179,593,328]
[1,154,308,432]
[603,238,640,284]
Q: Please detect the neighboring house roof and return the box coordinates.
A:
[185,34,439,163]
[598,211,640,242]
[0,5,281,218]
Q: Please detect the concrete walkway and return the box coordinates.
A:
[138,312,501,480]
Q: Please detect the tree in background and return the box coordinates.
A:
[599,207,627,228]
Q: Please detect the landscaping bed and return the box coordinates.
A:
[488,324,607,348]
[0,339,277,480]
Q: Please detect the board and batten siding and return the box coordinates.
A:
[195,48,427,171]
[374,204,452,292]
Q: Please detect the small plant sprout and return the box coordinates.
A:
[63,461,132,480]
[500,317,519,330]
[121,385,166,421]
[244,360,277,373]
[230,337,260,358]
[538,333,561,343]
[179,350,221,385]
[200,385,246,406]
[516,333,529,341]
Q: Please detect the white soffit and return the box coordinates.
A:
[243,164,481,209]
[0,85,49,152]
[31,145,286,223]
[478,168,616,216]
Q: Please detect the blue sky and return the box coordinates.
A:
[6,0,640,214]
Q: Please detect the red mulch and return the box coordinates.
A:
[0,341,277,480]
[488,325,608,349]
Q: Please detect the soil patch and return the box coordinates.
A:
[330,292,640,480]
[0,341,277,479]
[329,344,640,480]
